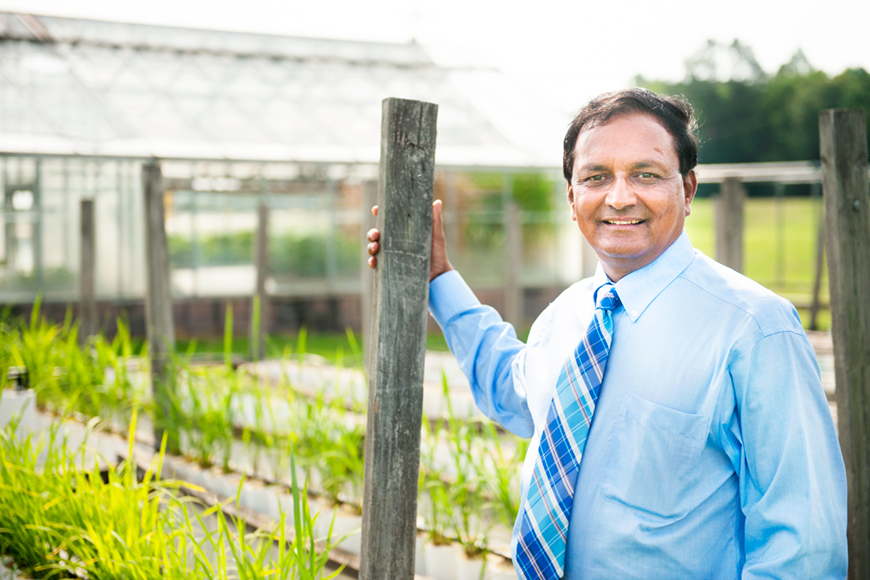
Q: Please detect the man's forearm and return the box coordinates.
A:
[429,271,533,437]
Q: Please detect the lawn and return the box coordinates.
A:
[685,196,828,317]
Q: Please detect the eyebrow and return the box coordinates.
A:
[578,160,667,172]
[634,161,674,171]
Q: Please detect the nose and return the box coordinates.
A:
[604,174,637,210]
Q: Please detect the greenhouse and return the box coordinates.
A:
[0,10,581,338]
[0,10,850,580]
[0,10,576,579]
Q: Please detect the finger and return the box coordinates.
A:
[372,205,378,217]
[367,241,379,256]
[368,256,377,269]
[366,228,380,243]
[433,199,445,237]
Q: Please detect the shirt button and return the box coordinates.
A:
[631,310,638,317]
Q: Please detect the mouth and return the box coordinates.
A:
[602,218,645,225]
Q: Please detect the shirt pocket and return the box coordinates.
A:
[600,394,707,519]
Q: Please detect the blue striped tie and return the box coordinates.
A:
[515,283,621,580]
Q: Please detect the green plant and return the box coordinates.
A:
[0,411,345,579]
[441,372,490,557]
[483,421,527,532]
[419,412,453,547]
[171,366,238,470]
[317,401,365,507]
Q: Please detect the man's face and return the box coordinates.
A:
[567,113,697,281]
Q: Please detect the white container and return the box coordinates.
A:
[456,550,486,580]
[0,389,36,438]
[239,477,274,514]
[485,554,519,580]
[423,541,459,580]
[328,504,362,555]
[415,531,428,575]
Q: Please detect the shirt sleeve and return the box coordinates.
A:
[428,270,534,438]
[727,329,847,579]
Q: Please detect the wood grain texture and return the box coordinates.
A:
[78,199,96,346]
[715,177,745,272]
[360,98,437,580]
[361,179,378,375]
[142,161,177,452]
[820,108,870,580]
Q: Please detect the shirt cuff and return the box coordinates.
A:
[428,270,481,327]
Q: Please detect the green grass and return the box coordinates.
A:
[685,197,829,327]
[0,414,343,579]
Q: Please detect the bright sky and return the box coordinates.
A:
[2,0,869,114]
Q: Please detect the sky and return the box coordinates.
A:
[1,0,869,114]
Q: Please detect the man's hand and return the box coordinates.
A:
[366,199,453,282]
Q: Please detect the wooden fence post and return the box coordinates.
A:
[820,108,870,580]
[715,177,745,272]
[360,97,437,580]
[361,179,378,373]
[251,201,269,360]
[142,160,177,452]
[79,199,96,345]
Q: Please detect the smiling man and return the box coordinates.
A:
[367,88,847,579]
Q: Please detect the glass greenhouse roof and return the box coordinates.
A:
[0,12,567,168]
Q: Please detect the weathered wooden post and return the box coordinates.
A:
[361,179,378,372]
[251,201,269,360]
[715,177,745,272]
[79,199,97,345]
[142,160,177,452]
[819,108,870,580]
[360,97,437,580]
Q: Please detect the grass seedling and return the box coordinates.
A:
[440,371,490,558]
[288,450,344,580]
[482,422,528,532]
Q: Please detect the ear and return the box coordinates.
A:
[682,170,698,216]
[567,183,577,221]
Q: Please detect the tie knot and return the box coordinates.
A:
[595,283,621,311]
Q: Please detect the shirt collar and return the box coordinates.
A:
[592,231,696,323]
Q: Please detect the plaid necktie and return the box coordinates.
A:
[515,282,621,580]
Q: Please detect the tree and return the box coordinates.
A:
[637,41,870,169]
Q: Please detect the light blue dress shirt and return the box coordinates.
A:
[428,231,847,579]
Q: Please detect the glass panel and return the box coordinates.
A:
[167,190,258,298]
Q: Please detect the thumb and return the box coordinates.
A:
[433,199,443,230]
[429,199,452,282]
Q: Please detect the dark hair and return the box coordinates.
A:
[562,87,699,182]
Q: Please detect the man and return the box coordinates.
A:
[367,88,847,579]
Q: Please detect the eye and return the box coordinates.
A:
[638,172,658,179]
[584,174,607,184]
